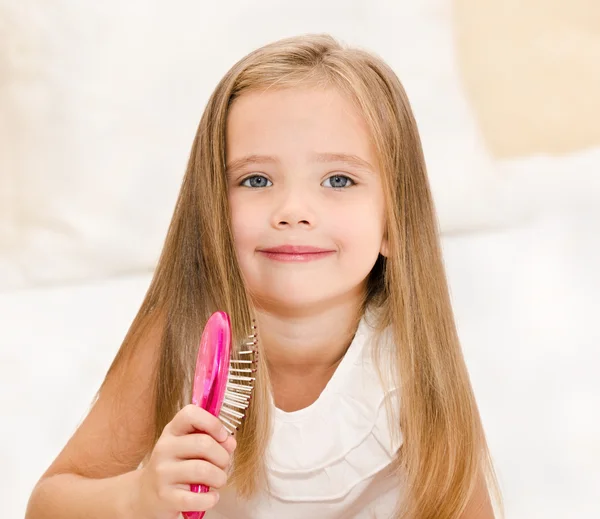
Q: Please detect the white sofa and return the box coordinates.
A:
[1,1,599,517]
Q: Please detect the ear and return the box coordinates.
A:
[379,237,389,258]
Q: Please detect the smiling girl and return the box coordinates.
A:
[27,34,501,519]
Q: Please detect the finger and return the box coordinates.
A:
[171,433,231,470]
[220,434,237,455]
[172,488,220,514]
[169,405,229,442]
[175,459,229,489]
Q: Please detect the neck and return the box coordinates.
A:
[253,293,365,412]
[253,292,364,377]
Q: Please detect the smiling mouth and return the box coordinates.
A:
[257,245,336,262]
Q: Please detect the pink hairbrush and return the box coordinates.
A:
[182,311,257,519]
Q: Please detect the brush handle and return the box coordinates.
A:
[182,312,232,519]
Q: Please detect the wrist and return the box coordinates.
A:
[116,469,145,519]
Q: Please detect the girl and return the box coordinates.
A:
[26,34,501,519]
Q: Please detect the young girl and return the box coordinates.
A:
[26,34,501,519]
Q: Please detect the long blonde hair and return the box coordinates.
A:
[102,34,501,518]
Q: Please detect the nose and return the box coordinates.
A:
[271,187,315,230]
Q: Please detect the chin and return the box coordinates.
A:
[249,283,365,316]
[252,291,325,312]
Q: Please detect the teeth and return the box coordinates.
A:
[227,382,253,392]
[220,411,241,424]
[224,399,249,409]
[229,392,251,400]
[226,386,250,395]
[224,397,249,408]
[224,391,251,403]
[223,399,249,410]
[223,400,249,410]
[218,324,257,435]
[220,408,242,423]
[224,390,251,402]
[225,390,250,400]
[220,416,239,431]
[221,406,245,419]
[228,375,255,382]
[230,368,255,374]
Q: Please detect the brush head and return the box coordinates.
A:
[219,320,258,435]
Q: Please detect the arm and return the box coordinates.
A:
[25,316,162,519]
[26,471,143,518]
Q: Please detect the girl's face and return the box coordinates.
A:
[226,87,387,312]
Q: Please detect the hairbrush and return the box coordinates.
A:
[182,311,258,519]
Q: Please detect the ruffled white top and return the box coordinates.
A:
[204,316,403,519]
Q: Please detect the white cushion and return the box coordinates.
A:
[0,0,507,290]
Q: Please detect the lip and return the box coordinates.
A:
[260,245,334,254]
[257,245,336,262]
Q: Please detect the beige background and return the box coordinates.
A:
[454,0,600,158]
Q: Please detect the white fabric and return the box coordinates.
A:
[206,317,403,518]
[0,0,508,290]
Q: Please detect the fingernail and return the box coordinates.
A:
[218,426,228,442]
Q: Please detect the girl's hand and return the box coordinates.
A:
[131,404,236,519]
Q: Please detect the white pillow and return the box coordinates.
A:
[0,0,507,290]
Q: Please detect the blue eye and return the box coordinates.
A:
[241,175,272,188]
[322,175,354,189]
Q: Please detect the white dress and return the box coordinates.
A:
[205,317,404,519]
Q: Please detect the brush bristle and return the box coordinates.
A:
[219,320,258,435]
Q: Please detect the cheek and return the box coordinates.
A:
[229,195,253,250]
[229,193,266,258]
[331,200,385,251]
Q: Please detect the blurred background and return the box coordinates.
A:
[1,0,599,517]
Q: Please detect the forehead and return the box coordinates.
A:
[226,87,376,163]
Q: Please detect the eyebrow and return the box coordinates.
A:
[225,152,375,175]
